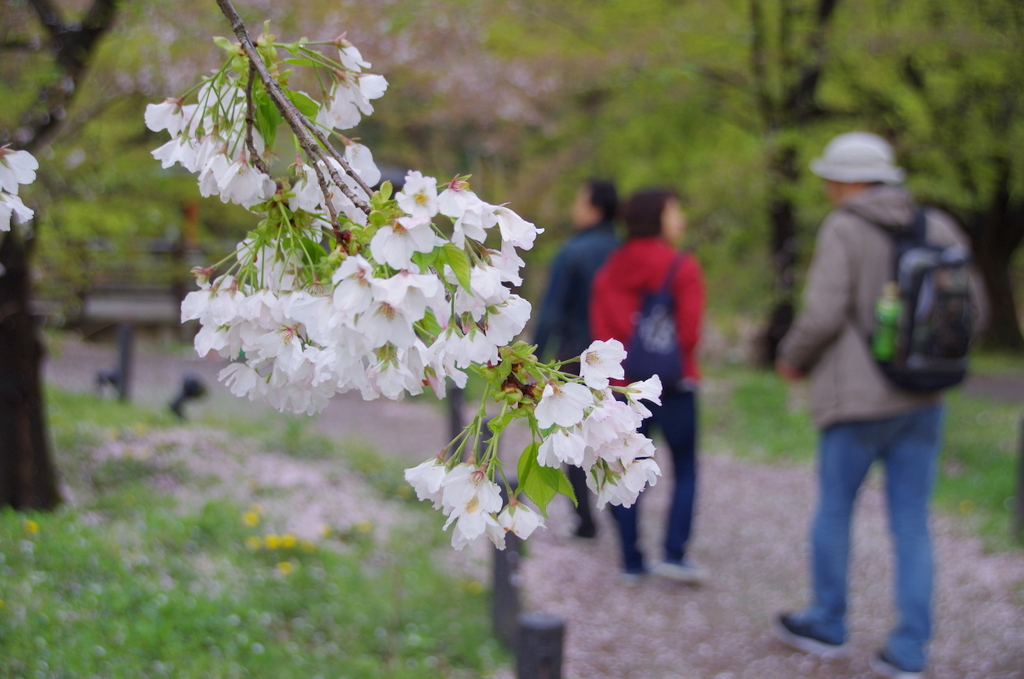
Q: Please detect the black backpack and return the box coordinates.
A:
[624,256,685,388]
[867,209,974,392]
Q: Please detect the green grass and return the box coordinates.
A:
[702,362,1024,551]
[1,388,506,678]
[701,365,818,464]
[936,389,1022,550]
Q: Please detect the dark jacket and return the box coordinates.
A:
[590,236,704,385]
[533,220,619,360]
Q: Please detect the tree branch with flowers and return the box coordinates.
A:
[138,0,665,551]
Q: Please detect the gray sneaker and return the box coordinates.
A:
[771,614,846,658]
[651,560,707,584]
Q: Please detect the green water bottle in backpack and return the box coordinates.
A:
[872,282,902,362]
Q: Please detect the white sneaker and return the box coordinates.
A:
[651,560,707,585]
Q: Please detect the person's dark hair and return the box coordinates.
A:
[623,188,678,239]
[584,179,618,222]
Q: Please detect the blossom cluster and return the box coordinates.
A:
[406,339,663,550]
[150,24,662,550]
[0,146,38,232]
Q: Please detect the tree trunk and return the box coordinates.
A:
[970,207,1024,351]
[0,230,59,510]
[758,143,800,365]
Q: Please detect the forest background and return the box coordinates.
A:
[2,0,1023,353]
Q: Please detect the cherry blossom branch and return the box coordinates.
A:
[214,0,371,217]
[307,155,343,242]
[243,62,271,177]
[297,116,374,199]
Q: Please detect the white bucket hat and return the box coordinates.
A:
[809,132,905,184]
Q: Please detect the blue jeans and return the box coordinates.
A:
[794,404,943,672]
[611,389,697,573]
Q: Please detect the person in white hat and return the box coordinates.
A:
[770,132,983,679]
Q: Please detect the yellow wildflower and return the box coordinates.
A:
[466,580,484,595]
[245,536,262,551]
[300,540,315,553]
[320,525,332,538]
[959,500,976,515]
[276,561,295,576]
[264,534,281,549]
[395,484,413,500]
[281,534,297,549]
[242,511,260,527]
[355,520,373,534]
[23,519,39,536]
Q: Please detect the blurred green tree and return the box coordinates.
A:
[0,0,120,509]
[825,0,1024,350]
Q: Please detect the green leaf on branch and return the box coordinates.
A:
[297,237,326,264]
[378,181,393,202]
[411,247,439,273]
[442,243,472,291]
[286,90,319,117]
[516,444,576,515]
[253,91,283,150]
[213,36,235,52]
[516,442,539,498]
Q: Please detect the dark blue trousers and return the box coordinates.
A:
[611,389,698,573]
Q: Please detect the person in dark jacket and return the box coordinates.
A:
[590,188,706,583]
[533,179,620,538]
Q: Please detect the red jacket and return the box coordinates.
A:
[590,237,704,384]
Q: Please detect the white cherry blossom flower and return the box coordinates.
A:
[369,216,443,270]
[440,464,504,550]
[484,295,531,346]
[580,339,627,390]
[144,99,186,136]
[488,242,525,286]
[331,255,376,317]
[218,157,275,208]
[152,136,198,171]
[0,192,34,231]
[623,375,663,417]
[404,458,447,509]
[338,42,370,71]
[396,171,440,219]
[220,362,262,399]
[498,502,545,539]
[0,148,38,195]
[451,205,494,247]
[344,142,381,187]
[537,427,587,467]
[535,382,594,429]
[438,181,486,219]
[492,205,542,250]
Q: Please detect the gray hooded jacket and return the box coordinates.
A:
[778,185,986,429]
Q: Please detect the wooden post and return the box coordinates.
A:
[115,322,134,402]
[516,612,565,679]
[448,385,464,442]
[493,477,521,648]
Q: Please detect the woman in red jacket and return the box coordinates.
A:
[590,188,706,583]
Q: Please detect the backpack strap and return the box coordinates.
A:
[657,254,686,295]
[838,206,928,281]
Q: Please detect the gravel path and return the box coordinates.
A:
[44,337,1024,678]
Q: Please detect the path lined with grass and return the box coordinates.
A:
[37,336,1024,678]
